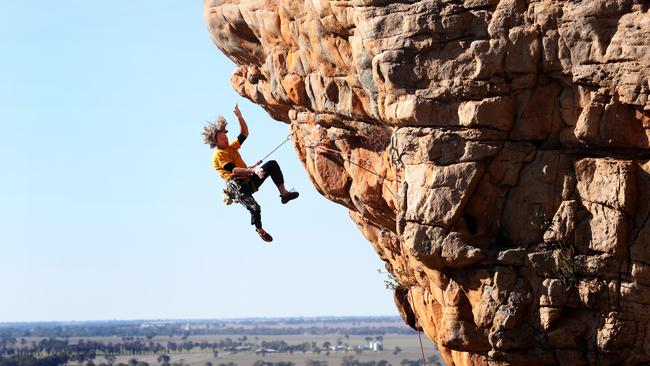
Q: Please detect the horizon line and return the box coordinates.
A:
[0,314,402,327]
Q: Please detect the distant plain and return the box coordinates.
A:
[0,317,443,366]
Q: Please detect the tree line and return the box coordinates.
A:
[0,336,393,364]
[0,318,412,339]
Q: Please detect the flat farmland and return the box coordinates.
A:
[106,334,442,366]
[1,317,444,366]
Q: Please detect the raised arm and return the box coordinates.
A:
[233,103,249,137]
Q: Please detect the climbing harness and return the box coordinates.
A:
[222,188,233,205]
[222,179,243,205]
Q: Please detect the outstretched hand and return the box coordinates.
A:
[233,103,242,118]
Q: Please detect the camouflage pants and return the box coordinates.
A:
[226,179,262,229]
[225,160,285,230]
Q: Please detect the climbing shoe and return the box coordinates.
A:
[257,228,273,243]
[281,191,300,204]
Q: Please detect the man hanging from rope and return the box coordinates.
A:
[203,104,299,242]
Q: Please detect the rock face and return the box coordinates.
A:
[204,1,650,364]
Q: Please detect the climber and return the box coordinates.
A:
[203,103,299,242]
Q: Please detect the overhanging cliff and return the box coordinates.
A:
[203,1,650,364]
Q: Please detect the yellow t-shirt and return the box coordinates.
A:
[213,139,247,181]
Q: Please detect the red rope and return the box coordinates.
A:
[305,143,399,182]
[303,142,400,200]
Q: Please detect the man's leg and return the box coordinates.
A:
[260,160,284,190]
[237,190,272,242]
[254,161,298,202]
[239,193,262,229]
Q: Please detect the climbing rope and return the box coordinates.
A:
[305,143,399,183]
[221,134,293,205]
[257,131,403,199]
[299,133,434,363]
[416,327,427,365]
[298,131,436,363]
[262,131,427,352]
[258,134,293,163]
[303,141,401,200]
[407,289,428,366]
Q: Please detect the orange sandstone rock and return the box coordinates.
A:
[204,0,650,364]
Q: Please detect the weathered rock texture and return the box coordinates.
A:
[204,0,650,364]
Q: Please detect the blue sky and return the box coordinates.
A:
[0,1,396,322]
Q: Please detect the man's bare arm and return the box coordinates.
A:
[229,160,262,178]
[231,167,254,177]
[234,103,249,137]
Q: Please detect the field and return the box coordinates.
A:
[0,317,444,366]
[106,334,443,366]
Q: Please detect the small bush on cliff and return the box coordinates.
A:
[529,209,552,232]
[377,269,399,290]
[555,241,578,285]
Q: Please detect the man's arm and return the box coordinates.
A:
[234,103,249,138]
[231,167,254,177]
[224,161,262,178]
